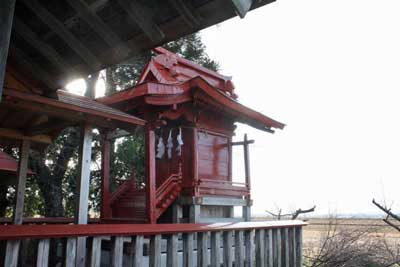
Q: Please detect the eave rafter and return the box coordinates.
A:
[22,0,102,71]
[116,0,165,44]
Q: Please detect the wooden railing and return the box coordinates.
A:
[198,178,250,197]
[0,220,306,267]
[156,173,182,204]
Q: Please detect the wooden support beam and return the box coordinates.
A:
[169,0,200,28]
[231,140,255,146]
[24,120,74,136]
[4,139,30,267]
[0,0,16,101]
[0,128,52,144]
[75,123,93,267]
[231,0,254,18]
[117,0,165,44]
[100,134,112,219]
[23,0,101,70]
[145,124,156,224]
[243,134,251,191]
[13,18,71,72]
[66,0,130,58]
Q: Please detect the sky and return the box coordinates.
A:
[199,0,400,216]
[67,0,400,217]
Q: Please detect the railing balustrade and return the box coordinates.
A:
[0,220,306,267]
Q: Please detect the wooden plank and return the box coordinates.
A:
[166,234,178,267]
[183,233,194,267]
[65,238,77,267]
[90,236,103,267]
[283,228,289,267]
[0,128,52,144]
[75,123,93,267]
[131,235,144,267]
[210,231,221,267]
[197,232,208,267]
[266,229,273,267]
[36,239,50,267]
[276,228,282,267]
[5,240,20,267]
[111,236,124,267]
[289,228,296,267]
[116,0,165,44]
[0,0,16,101]
[23,0,101,70]
[235,230,244,267]
[100,135,112,219]
[149,235,162,267]
[223,231,233,267]
[244,230,255,267]
[13,139,30,224]
[169,0,200,28]
[66,0,129,58]
[145,125,156,224]
[295,227,302,267]
[255,229,265,267]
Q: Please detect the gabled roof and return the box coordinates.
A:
[99,48,285,133]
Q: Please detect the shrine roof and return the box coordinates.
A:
[0,151,34,175]
[99,48,284,132]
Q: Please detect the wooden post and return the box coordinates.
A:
[5,139,30,267]
[100,134,112,219]
[243,134,251,222]
[0,0,16,101]
[75,123,93,267]
[192,127,199,196]
[145,124,157,224]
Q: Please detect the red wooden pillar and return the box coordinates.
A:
[192,127,199,197]
[145,124,157,224]
[100,133,112,219]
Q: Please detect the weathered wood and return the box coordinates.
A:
[166,234,178,267]
[244,230,255,267]
[242,206,251,222]
[0,128,52,144]
[111,236,124,267]
[36,239,50,267]
[116,0,165,43]
[100,135,112,219]
[276,228,282,267]
[235,230,245,267]
[129,235,144,267]
[223,231,233,267]
[289,228,296,267]
[255,229,265,267]
[183,233,194,267]
[145,125,157,224]
[283,228,289,267]
[65,238,77,267]
[66,0,129,57]
[243,134,251,192]
[24,0,101,70]
[197,232,208,267]
[13,18,70,72]
[13,140,30,225]
[169,0,200,28]
[75,123,93,267]
[90,236,103,267]
[149,235,162,267]
[266,229,273,267]
[0,0,16,101]
[210,231,222,267]
[5,240,20,267]
[189,204,200,223]
[295,227,303,267]
[192,127,199,196]
[172,204,182,223]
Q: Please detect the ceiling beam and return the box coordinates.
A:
[24,120,75,136]
[0,128,52,144]
[169,0,200,28]
[117,0,165,44]
[0,0,17,101]
[23,0,102,71]
[66,0,130,58]
[13,18,71,73]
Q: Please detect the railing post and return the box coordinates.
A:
[111,236,124,267]
[223,231,233,267]
[235,230,244,267]
[183,233,194,267]
[149,235,162,267]
[166,234,178,267]
[197,232,208,267]
[295,227,303,267]
[265,229,273,267]
[255,229,265,267]
[90,237,103,267]
[65,237,77,267]
[244,230,255,267]
[210,231,222,267]
[36,239,50,267]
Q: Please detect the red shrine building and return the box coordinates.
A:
[99,47,285,224]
